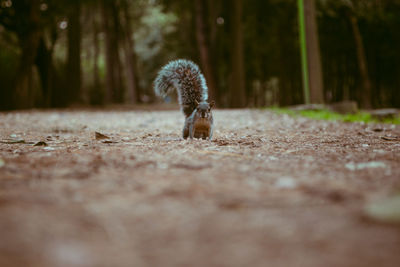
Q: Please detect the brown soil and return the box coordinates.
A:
[0,109,399,267]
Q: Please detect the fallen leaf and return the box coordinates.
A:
[0,158,4,168]
[102,140,117,144]
[0,139,26,144]
[381,135,398,141]
[372,128,383,132]
[95,132,109,140]
[34,141,48,146]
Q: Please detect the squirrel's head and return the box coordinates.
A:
[195,100,214,118]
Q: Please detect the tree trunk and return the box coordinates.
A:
[101,0,124,104]
[15,35,40,109]
[303,0,324,104]
[67,1,82,105]
[348,12,372,109]
[93,11,101,96]
[121,0,139,104]
[207,0,221,105]
[278,32,293,106]
[89,3,104,105]
[207,0,219,47]
[35,37,53,107]
[194,0,218,104]
[101,0,115,103]
[14,0,41,109]
[230,0,246,108]
[111,2,124,103]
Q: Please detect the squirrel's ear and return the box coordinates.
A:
[195,100,199,106]
[210,100,215,108]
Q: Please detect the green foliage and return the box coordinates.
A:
[269,107,400,125]
[134,2,178,91]
[135,4,177,61]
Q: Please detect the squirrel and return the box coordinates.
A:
[154,59,214,140]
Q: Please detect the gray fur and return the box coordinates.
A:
[154,59,208,116]
[154,59,214,140]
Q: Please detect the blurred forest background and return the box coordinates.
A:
[0,0,399,110]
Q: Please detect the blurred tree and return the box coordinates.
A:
[207,0,221,103]
[243,0,302,107]
[194,0,217,104]
[101,0,124,103]
[230,0,246,108]
[0,0,41,108]
[299,0,324,104]
[67,0,82,104]
[34,9,58,108]
[120,0,140,104]
[91,1,102,104]
[318,0,377,108]
[346,1,372,109]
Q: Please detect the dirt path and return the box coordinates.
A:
[0,109,399,267]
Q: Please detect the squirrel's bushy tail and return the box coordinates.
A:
[154,59,208,110]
